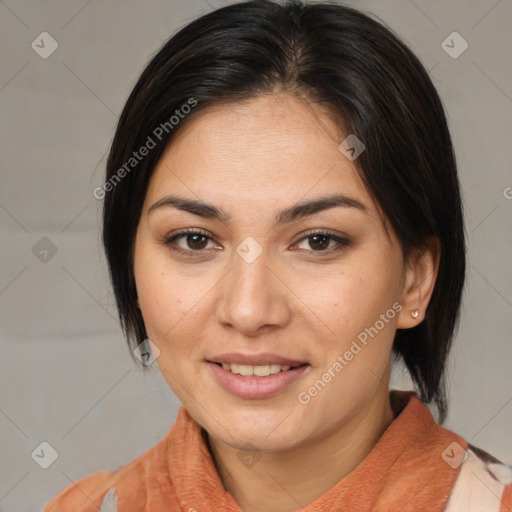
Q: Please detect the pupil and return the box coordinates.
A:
[310,234,329,250]
[188,234,207,250]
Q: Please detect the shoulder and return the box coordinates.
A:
[40,413,188,512]
[445,443,512,512]
[40,439,164,512]
[40,470,118,512]
[41,456,151,512]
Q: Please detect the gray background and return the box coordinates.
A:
[0,1,511,510]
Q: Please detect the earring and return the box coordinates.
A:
[411,309,420,318]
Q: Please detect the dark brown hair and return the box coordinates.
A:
[102,0,466,423]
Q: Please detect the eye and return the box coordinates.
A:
[163,228,218,256]
[294,230,351,254]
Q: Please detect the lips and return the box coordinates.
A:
[208,361,309,399]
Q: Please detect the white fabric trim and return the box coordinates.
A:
[99,487,119,512]
[444,447,511,511]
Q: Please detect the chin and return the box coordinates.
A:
[213,426,302,453]
[202,404,307,451]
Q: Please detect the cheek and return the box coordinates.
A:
[292,267,386,337]
[135,239,200,325]
[139,280,198,351]
[135,258,220,365]
[134,243,182,339]
[294,258,401,370]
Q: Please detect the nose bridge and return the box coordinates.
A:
[230,246,274,311]
[218,241,290,332]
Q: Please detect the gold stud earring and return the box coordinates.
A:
[411,309,420,318]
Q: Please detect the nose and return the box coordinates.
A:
[216,248,292,336]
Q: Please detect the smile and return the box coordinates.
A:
[207,361,310,399]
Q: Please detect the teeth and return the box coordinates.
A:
[220,362,294,376]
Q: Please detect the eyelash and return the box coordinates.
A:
[162,228,351,258]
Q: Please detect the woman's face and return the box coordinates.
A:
[134,93,411,452]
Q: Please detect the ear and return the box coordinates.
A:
[397,236,441,328]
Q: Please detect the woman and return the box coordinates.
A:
[42,1,511,511]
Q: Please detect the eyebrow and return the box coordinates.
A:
[148,193,369,225]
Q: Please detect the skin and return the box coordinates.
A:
[133,92,439,512]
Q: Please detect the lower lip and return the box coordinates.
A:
[207,362,309,399]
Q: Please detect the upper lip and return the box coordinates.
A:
[208,353,307,367]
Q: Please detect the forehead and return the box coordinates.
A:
[144,93,374,216]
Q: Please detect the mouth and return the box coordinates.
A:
[206,354,310,399]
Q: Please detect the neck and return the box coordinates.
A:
[207,387,396,512]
